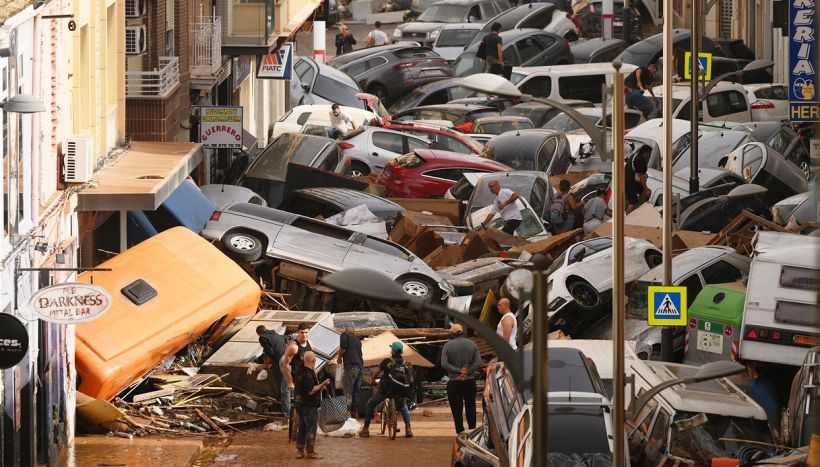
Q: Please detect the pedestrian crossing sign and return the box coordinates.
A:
[647,286,687,326]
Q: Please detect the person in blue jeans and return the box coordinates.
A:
[293,351,330,459]
[359,342,414,438]
[338,327,364,418]
[624,64,658,118]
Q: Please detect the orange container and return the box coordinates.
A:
[712,458,741,467]
[75,227,261,400]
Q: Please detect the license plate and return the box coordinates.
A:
[420,69,445,77]
[697,330,723,354]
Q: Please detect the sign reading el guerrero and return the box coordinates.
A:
[199,106,244,149]
[789,0,819,122]
[28,283,113,324]
[0,313,29,369]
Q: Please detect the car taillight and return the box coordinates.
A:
[455,121,473,132]
[210,211,222,221]
[751,100,775,110]
[394,61,419,71]
[338,141,355,149]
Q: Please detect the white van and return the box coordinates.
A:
[649,81,753,123]
[510,63,639,104]
[739,231,820,366]
[271,104,375,139]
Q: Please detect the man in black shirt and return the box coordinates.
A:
[624,64,657,118]
[253,325,288,414]
[480,22,504,74]
[625,146,652,213]
[293,351,330,459]
[282,323,313,420]
[337,327,363,418]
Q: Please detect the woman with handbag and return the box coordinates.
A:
[294,351,331,459]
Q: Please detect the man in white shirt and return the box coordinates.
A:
[328,103,357,139]
[366,21,389,47]
[480,180,523,234]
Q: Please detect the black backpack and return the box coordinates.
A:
[476,39,487,60]
[383,359,414,398]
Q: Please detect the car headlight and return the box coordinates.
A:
[393,28,402,38]
[429,28,440,39]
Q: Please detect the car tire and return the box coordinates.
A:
[222,231,264,262]
[645,250,662,268]
[567,279,601,309]
[349,161,371,177]
[398,275,440,303]
[368,84,390,106]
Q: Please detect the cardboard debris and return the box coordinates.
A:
[388,211,453,247]
[361,331,435,368]
[423,231,500,268]
[403,227,445,259]
[590,224,715,255]
[389,198,464,224]
[707,210,788,255]
[509,229,584,257]
[77,392,126,425]
[621,203,663,228]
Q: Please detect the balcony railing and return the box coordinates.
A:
[191,17,223,77]
[125,57,180,98]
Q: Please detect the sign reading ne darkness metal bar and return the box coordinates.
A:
[0,313,29,369]
[789,0,819,122]
[28,283,113,324]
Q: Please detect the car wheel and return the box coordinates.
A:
[222,231,264,262]
[567,279,601,309]
[349,161,371,177]
[645,250,663,268]
[368,84,390,106]
[398,275,439,303]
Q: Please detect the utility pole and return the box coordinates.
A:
[660,0,675,363]
[611,59,626,467]
[689,0,702,195]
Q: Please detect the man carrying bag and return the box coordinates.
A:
[478,22,505,75]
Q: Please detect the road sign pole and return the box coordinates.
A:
[611,59,626,467]
[661,0,675,363]
[689,0,702,196]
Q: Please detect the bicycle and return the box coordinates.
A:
[379,396,398,440]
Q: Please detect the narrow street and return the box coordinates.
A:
[66,401,465,466]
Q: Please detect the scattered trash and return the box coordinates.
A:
[318,417,360,437]
[215,454,239,462]
[263,422,283,431]
[422,410,433,417]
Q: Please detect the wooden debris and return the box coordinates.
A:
[707,210,787,255]
[196,409,228,437]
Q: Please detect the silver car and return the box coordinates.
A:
[338,127,434,176]
[201,203,453,302]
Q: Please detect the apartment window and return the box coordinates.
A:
[166,30,175,57]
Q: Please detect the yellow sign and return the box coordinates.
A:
[684,52,713,81]
[648,286,688,326]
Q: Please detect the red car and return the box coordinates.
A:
[376,149,510,198]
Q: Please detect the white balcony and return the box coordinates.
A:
[125,57,180,99]
[191,17,223,77]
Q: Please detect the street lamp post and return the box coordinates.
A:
[660,0,675,364]
[690,0,703,195]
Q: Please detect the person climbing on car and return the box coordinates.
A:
[359,342,414,438]
[582,187,612,235]
[625,145,652,213]
[480,179,523,234]
[328,103,358,139]
[625,63,658,118]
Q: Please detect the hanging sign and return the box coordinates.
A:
[0,313,28,369]
[28,283,113,324]
[199,106,244,149]
[256,42,294,80]
[789,0,819,122]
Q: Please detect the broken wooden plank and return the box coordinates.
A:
[133,387,177,403]
[352,328,455,338]
[195,409,227,437]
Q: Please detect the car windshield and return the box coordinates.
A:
[313,75,362,108]
[453,54,480,77]
[548,406,611,455]
[617,36,660,66]
[437,28,480,47]
[418,4,468,22]
[389,87,429,113]
[469,175,537,213]
[475,119,534,134]
[246,134,328,180]
[669,412,772,466]
[544,113,598,132]
[676,132,748,169]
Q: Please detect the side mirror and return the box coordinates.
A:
[301,83,310,91]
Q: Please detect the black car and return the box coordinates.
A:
[387,78,474,114]
[452,29,573,77]
[279,187,404,222]
[677,184,772,232]
[570,37,626,64]
[616,29,724,68]
[501,100,595,127]
[393,104,499,132]
[327,44,452,106]
[484,129,573,175]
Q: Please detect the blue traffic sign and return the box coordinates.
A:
[789,0,819,122]
[648,286,688,326]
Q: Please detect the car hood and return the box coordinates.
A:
[397,22,445,33]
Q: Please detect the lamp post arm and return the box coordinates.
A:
[525,96,612,161]
[407,300,525,392]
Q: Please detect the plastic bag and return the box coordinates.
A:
[325,204,379,226]
[256,369,268,381]
[318,417,360,436]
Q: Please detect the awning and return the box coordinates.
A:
[278,0,323,40]
[77,141,204,212]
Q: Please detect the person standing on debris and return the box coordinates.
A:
[496,298,518,350]
[440,324,481,434]
[328,103,358,139]
[337,326,364,418]
[624,64,658,118]
[294,351,331,459]
[366,21,389,47]
[359,342,414,438]
[283,323,313,418]
[625,145,651,213]
[478,22,504,74]
[252,325,289,414]
[556,179,583,232]
[480,179,523,234]
[583,187,612,235]
[335,23,357,56]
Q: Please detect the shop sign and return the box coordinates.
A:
[200,106,244,149]
[28,283,113,324]
[0,313,28,369]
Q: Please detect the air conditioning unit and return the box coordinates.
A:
[64,135,94,183]
[125,0,146,18]
[125,26,146,55]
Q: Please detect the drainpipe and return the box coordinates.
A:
[31,15,42,223]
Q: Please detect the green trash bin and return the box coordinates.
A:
[684,282,747,364]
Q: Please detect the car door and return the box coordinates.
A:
[368,129,409,169]
[343,234,412,277]
[705,90,751,122]
[515,35,548,67]
[270,217,350,270]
